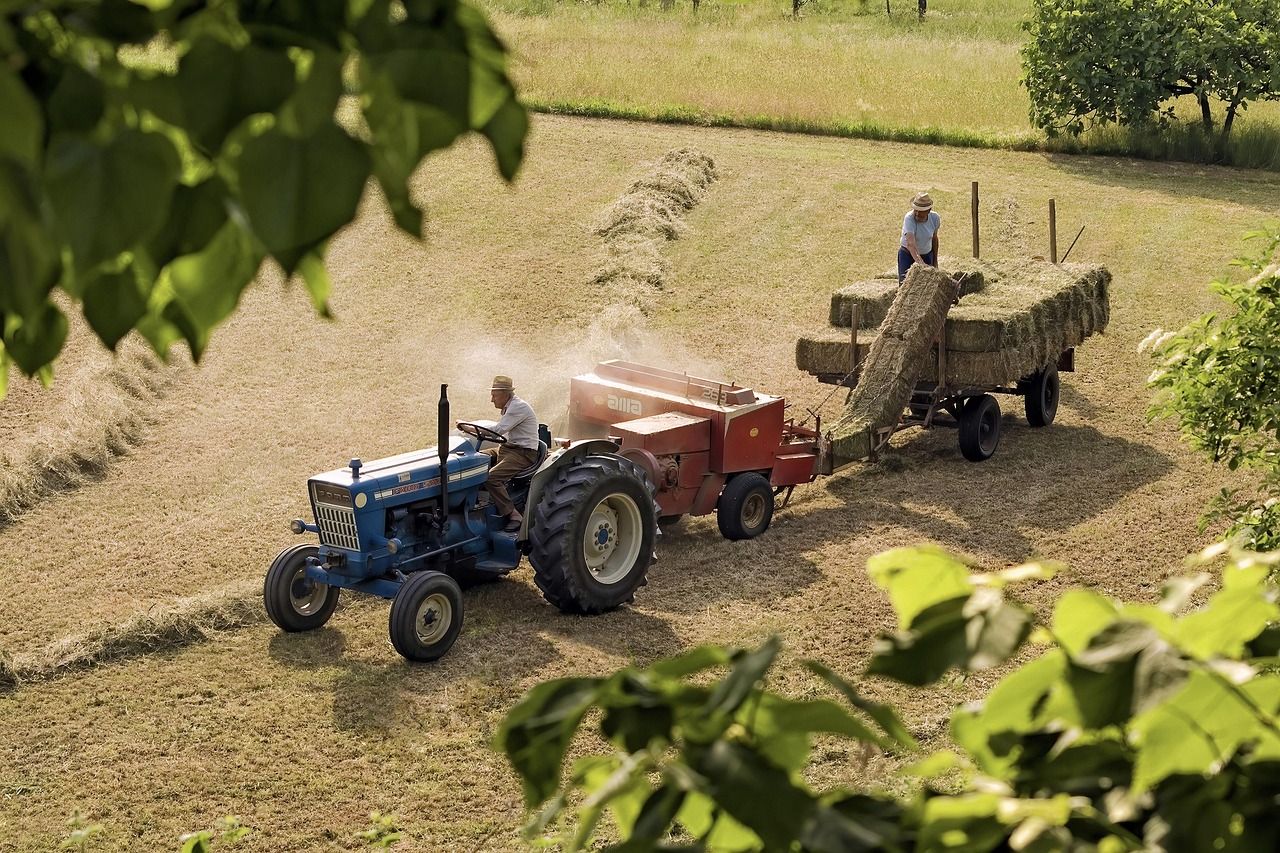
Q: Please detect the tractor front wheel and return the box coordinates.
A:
[717,473,775,540]
[264,544,340,632]
[389,571,464,662]
[528,454,658,614]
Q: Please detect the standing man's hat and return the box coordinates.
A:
[911,192,934,211]
[491,375,514,391]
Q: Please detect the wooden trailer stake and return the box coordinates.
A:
[971,181,979,258]
[1049,198,1058,264]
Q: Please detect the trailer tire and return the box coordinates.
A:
[958,394,1002,462]
[1019,364,1059,427]
[264,544,340,632]
[717,473,775,540]
[527,454,658,614]
[389,571,464,662]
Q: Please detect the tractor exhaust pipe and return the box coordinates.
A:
[438,383,450,525]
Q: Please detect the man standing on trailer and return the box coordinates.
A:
[898,191,940,282]
[482,375,540,532]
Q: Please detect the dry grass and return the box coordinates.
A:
[0,115,1278,849]
[0,332,181,527]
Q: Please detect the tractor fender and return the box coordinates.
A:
[518,439,620,541]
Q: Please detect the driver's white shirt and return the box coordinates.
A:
[494,395,539,451]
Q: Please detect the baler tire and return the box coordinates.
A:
[264,544,340,632]
[716,473,775,541]
[527,454,658,615]
[388,571,464,662]
[1020,364,1060,427]
[958,394,1002,462]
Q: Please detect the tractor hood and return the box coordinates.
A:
[309,437,490,509]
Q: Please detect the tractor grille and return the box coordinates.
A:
[311,483,359,551]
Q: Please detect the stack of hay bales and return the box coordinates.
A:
[828,266,958,463]
[796,257,1110,463]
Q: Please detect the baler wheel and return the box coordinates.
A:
[1019,364,1060,427]
[389,571,464,662]
[716,473,775,541]
[527,454,658,614]
[958,394,1002,462]
[264,544,340,632]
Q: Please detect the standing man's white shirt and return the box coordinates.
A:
[494,395,539,451]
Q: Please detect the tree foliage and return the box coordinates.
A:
[1021,0,1280,151]
[0,0,527,395]
[497,544,1280,851]
[1148,228,1280,551]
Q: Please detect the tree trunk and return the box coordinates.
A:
[1220,88,1244,161]
[918,0,926,17]
[1198,91,1214,134]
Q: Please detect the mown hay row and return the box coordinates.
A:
[2,581,261,689]
[829,266,957,464]
[0,338,183,526]
[590,148,717,315]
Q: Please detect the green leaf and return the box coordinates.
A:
[278,48,345,138]
[977,650,1066,734]
[479,92,526,182]
[604,785,685,852]
[47,65,105,135]
[45,129,181,271]
[232,122,371,273]
[868,545,974,629]
[803,660,918,751]
[0,66,42,168]
[1176,577,1279,660]
[964,587,1032,671]
[0,160,60,320]
[296,248,333,318]
[695,740,813,850]
[152,38,297,154]
[800,801,902,853]
[699,637,780,724]
[495,676,603,807]
[82,265,149,350]
[146,177,230,267]
[1051,589,1118,656]
[647,645,733,680]
[164,220,264,360]
[3,302,68,376]
[750,695,888,749]
[916,793,1007,852]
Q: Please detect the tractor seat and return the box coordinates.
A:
[511,440,550,482]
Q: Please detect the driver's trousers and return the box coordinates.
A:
[481,444,539,517]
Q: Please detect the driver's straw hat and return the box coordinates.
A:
[491,375,514,391]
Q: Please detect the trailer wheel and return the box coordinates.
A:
[958,394,1002,462]
[717,473,775,540]
[389,571,464,662]
[1020,364,1059,427]
[264,544,340,632]
[527,454,658,614]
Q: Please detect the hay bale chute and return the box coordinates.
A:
[828,266,957,464]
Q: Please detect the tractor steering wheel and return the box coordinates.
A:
[456,421,507,445]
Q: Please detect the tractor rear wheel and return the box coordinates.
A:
[527,454,658,614]
[717,473,775,540]
[958,394,1002,462]
[1019,364,1059,427]
[264,544,340,632]
[389,571,464,662]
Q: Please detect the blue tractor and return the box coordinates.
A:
[264,385,659,661]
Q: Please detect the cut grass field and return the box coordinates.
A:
[2,113,1279,849]
[485,0,1280,167]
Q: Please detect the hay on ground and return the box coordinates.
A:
[829,266,957,464]
[0,338,180,526]
[588,148,718,315]
[7,582,261,687]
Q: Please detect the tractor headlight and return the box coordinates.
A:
[290,519,306,535]
[387,537,402,555]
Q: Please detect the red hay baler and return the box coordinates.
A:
[567,360,832,539]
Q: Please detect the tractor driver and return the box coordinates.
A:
[477,375,540,532]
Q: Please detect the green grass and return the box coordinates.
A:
[485,0,1280,169]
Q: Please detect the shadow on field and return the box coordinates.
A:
[822,422,1174,562]
[266,581,685,733]
[1044,154,1280,210]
